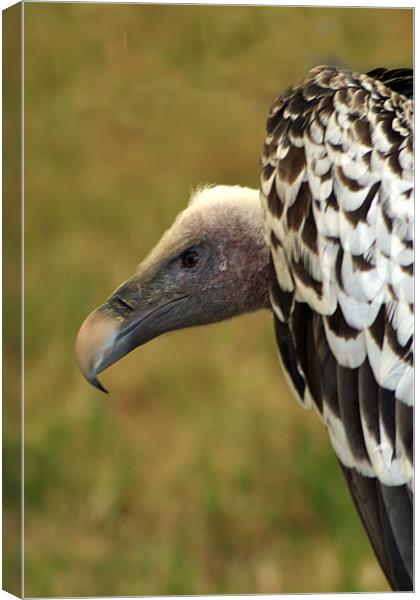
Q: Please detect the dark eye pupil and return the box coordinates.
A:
[182,250,199,268]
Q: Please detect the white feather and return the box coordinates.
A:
[323,317,366,368]
[395,365,413,406]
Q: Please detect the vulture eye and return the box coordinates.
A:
[181,249,199,268]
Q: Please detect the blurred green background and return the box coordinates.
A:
[16,3,412,596]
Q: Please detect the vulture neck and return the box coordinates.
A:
[187,185,272,318]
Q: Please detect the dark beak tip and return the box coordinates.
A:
[87,373,109,394]
[97,385,109,395]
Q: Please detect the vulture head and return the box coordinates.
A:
[76,185,270,392]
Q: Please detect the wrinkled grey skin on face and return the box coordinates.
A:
[76,185,271,391]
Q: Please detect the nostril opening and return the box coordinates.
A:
[111,295,135,312]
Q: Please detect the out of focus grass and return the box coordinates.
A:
[18,4,412,596]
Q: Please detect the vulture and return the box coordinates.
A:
[76,66,413,591]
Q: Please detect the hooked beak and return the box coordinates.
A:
[75,277,190,392]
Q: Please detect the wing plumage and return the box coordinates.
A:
[260,66,413,590]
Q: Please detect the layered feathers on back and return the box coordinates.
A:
[260,66,413,590]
